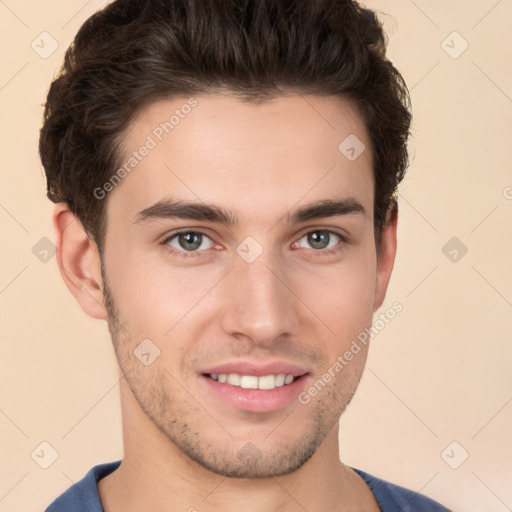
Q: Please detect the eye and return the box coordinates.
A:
[296,230,342,251]
[164,231,215,253]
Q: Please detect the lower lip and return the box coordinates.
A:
[200,374,309,413]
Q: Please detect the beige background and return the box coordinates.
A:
[1,1,511,510]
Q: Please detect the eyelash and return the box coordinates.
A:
[159,229,348,259]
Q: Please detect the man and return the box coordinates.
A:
[40,0,450,510]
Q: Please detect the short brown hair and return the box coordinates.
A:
[39,0,412,252]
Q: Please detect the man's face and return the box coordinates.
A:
[100,93,388,478]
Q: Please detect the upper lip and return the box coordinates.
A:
[201,360,310,377]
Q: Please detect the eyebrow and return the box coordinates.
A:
[133,197,365,226]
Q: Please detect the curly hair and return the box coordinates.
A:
[39,0,412,253]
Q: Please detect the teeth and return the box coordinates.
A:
[258,375,275,390]
[227,373,241,386]
[209,372,298,390]
[240,375,259,389]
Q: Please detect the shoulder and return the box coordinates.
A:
[44,460,121,512]
[351,467,451,512]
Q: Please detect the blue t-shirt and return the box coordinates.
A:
[44,460,450,511]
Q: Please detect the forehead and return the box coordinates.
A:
[107,93,374,225]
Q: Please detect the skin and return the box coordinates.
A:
[53,93,397,511]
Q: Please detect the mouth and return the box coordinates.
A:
[199,364,310,413]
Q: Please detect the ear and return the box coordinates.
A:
[373,202,398,312]
[52,203,108,320]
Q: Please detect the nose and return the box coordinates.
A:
[220,252,299,348]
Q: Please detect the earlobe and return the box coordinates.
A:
[52,203,108,321]
[373,202,398,312]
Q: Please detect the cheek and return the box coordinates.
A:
[291,252,377,336]
[106,249,227,335]
[303,283,375,351]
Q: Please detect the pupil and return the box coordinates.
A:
[308,231,329,249]
[179,232,202,250]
